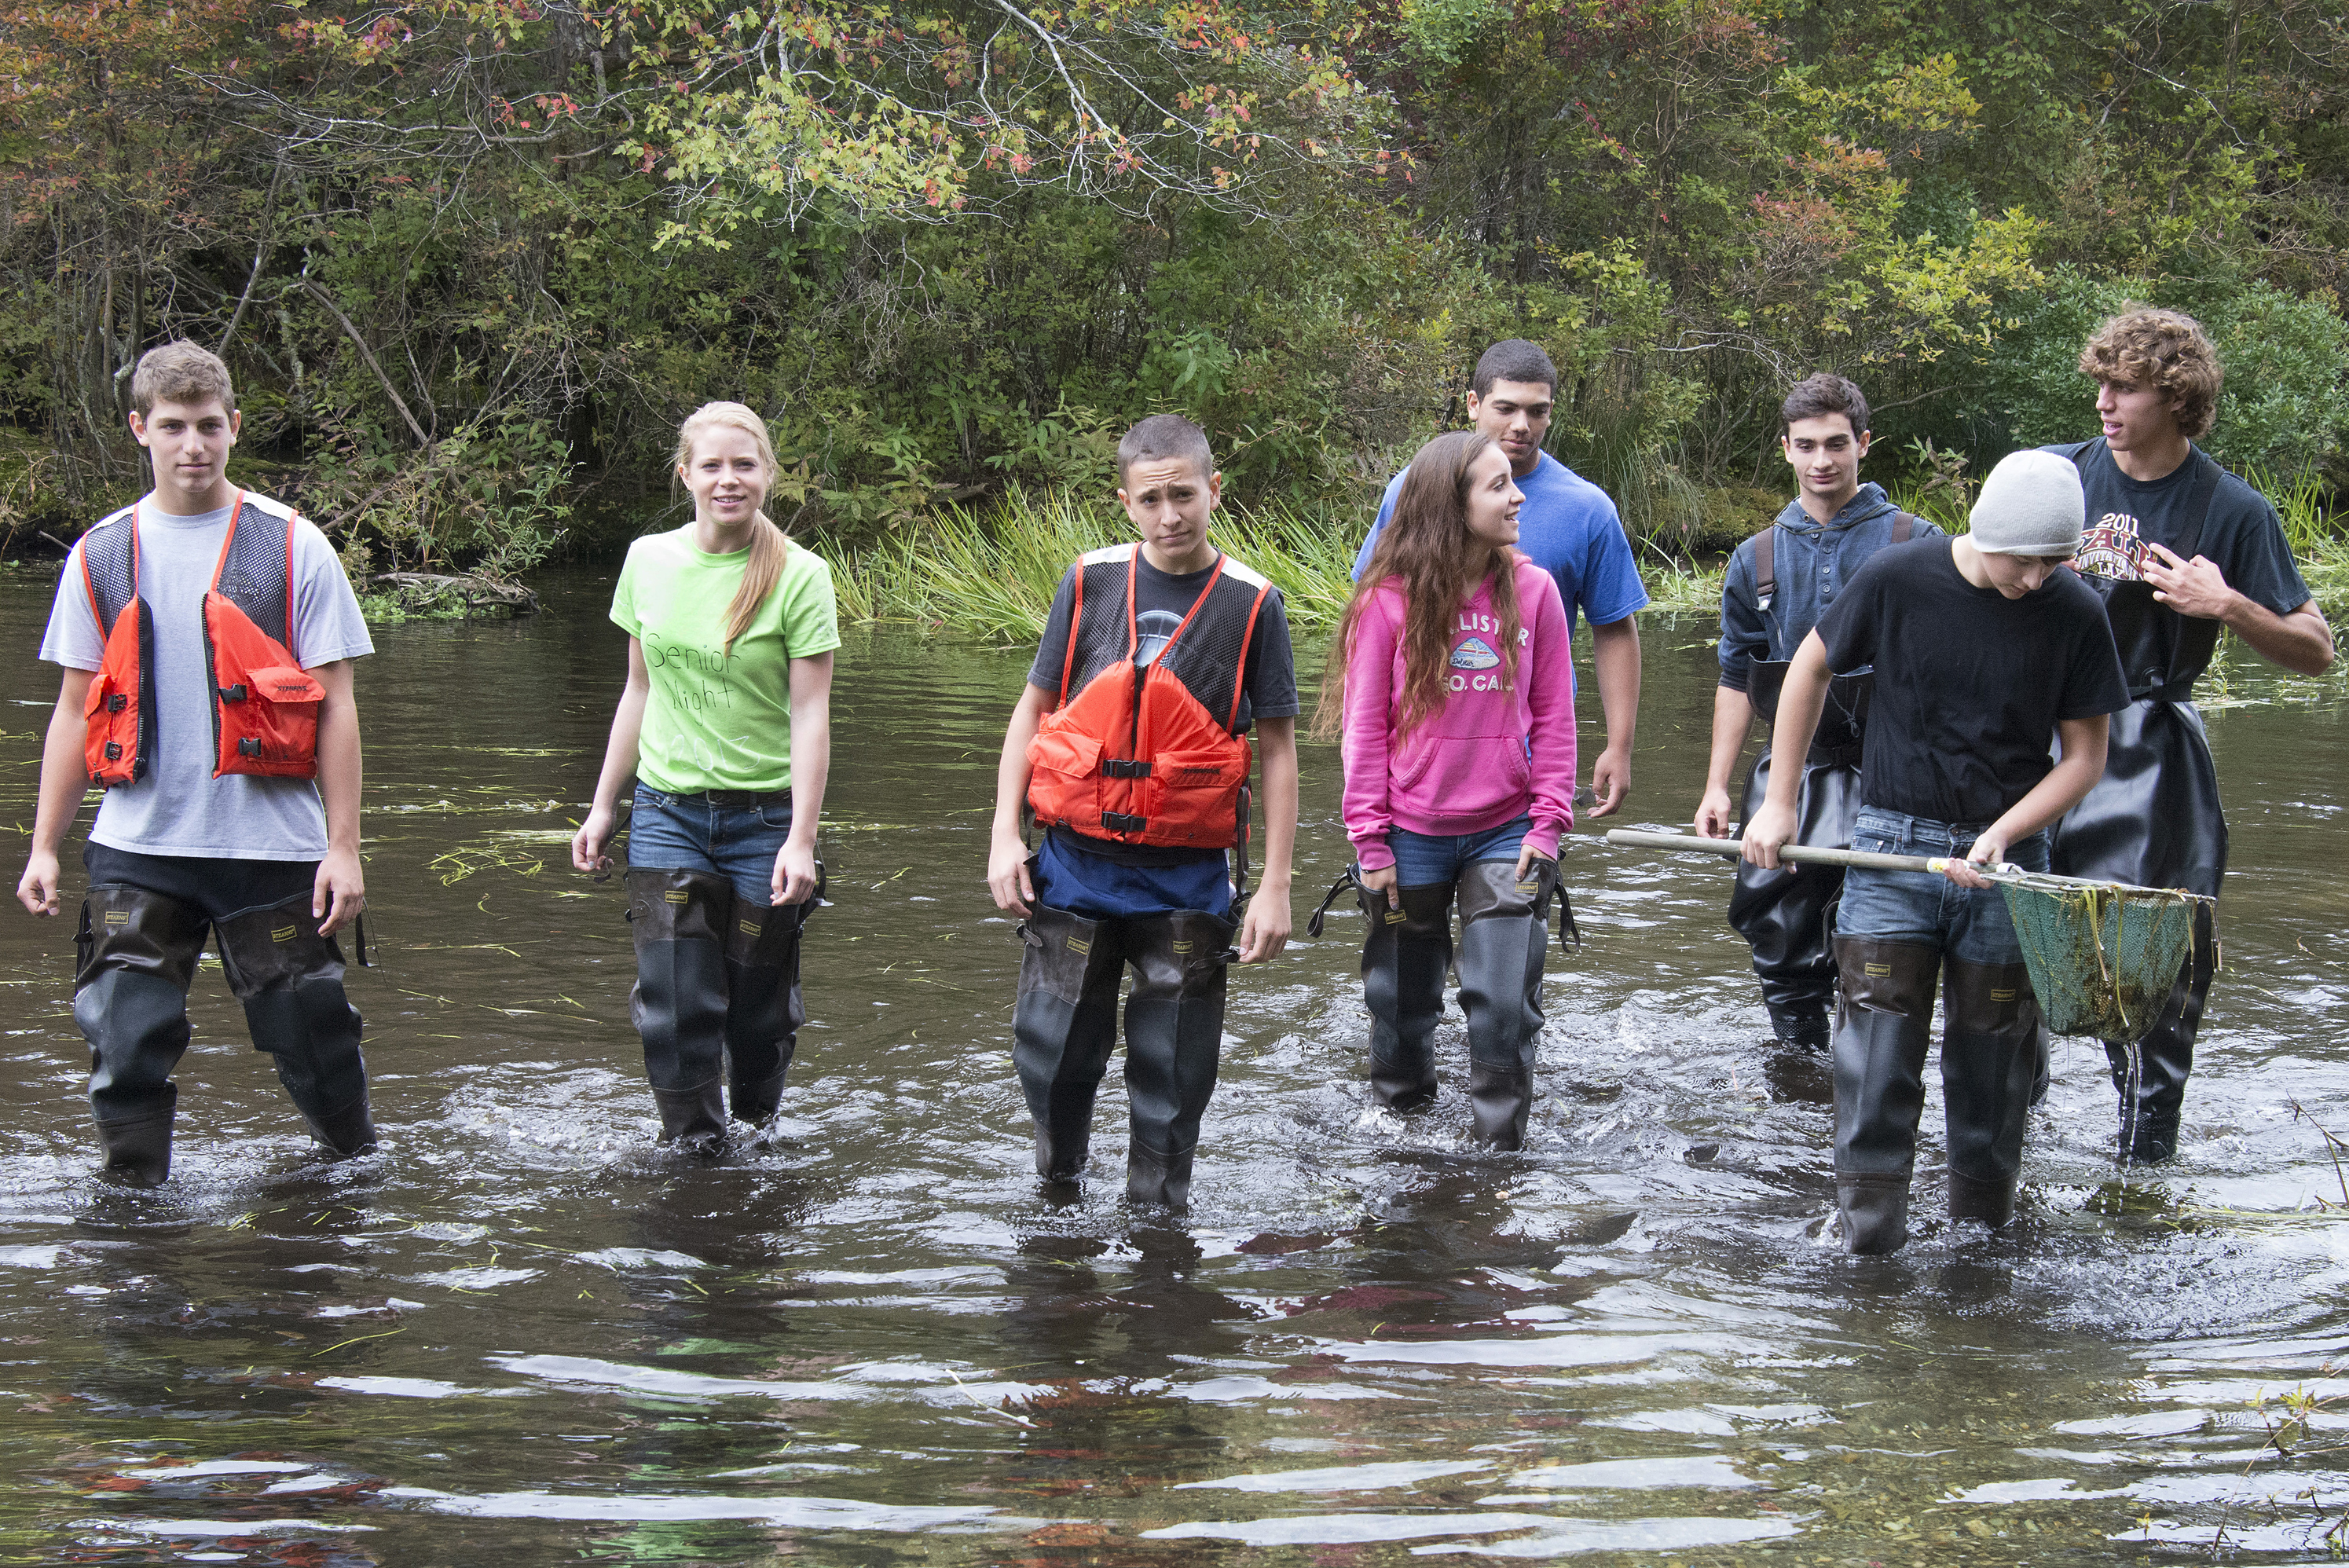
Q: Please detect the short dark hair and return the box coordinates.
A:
[1116,413,1215,485]
[1471,339,1558,400]
[1779,372,1867,436]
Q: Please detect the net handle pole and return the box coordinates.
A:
[1601,829,2013,877]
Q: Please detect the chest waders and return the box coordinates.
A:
[1309,858,1572,1151]
[1728,515,1913,1051]
[2054,441,2228,1163]
[75,884,374,1186]
[1828,936,2041,1255]
[625,866,817,1151]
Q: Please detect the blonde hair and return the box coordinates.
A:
[674,401,790,656]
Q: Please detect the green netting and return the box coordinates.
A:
[1997,874,2213,1039]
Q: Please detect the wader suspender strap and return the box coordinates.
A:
[1753,509,1916,611]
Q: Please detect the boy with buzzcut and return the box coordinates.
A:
[987,414,1298,1208]
[16,342,376,1186]
[2047,309,2334,1163]
[1746,451,2128,1254]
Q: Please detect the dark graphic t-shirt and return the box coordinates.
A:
[2052,440,2314,694]
[1817,538,2128,824]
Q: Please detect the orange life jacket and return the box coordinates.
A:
[81,489,327,786]
[1026,544,1272,861]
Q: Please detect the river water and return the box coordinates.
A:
[0,564,2343,1566]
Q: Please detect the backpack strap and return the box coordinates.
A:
[1891,511,1915,544]
[1751,525,1775,610]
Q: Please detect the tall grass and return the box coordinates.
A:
[824,485,1362,638]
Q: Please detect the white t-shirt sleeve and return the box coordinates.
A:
[289,519,375,665]
[38,547,105,672]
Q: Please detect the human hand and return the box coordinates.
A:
[2144,542,2239,621]
[16,849,60,917]
[1513,842,1556,882]
[1940,830,2008,890]
[1358,862,1399,910]
[988,832,1035,915]
[313,845,366,936]
[1739,800,1798,870]
[1237,878,1292,964]
[571,805,617,874]
[1589,746,1632,819]
[773,840,820,905]
[1694,785,1734,839]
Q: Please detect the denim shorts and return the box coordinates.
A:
[626,784,791,905]
[1384,814,1536,888]
[1835,808,2050,965]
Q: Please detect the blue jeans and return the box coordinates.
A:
[1034,833,1233,919]
[1384,815,1535,887]
[1836,808,2050,965]
[626,784,790,905]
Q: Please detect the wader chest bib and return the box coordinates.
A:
[80,491,325,786]
[1026,544,1272,870]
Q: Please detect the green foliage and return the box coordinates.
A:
[1970,266,2349,477]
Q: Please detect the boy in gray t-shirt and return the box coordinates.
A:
[16,342,376,1185]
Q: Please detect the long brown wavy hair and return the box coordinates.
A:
[1313,430,1522,742]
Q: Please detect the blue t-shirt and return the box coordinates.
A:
[1352,450,1650,637]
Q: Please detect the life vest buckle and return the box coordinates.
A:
[236,737,262,757]
[218,683,248,702]
[103,742,122,761]
[104,694,128,713]
[1101,811,1147,833]
[1101,758,1152,779]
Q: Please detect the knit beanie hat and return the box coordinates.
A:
[1968,450,2085,556]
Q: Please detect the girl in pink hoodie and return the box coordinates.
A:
[1315,430,1578,1149]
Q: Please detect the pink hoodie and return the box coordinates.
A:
[1341,556,1578,871]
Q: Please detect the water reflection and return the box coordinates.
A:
[0,564,2340,1563]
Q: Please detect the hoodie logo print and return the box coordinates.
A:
[1449,637,1501,672]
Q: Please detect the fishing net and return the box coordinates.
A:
[1996,873,2215,1039]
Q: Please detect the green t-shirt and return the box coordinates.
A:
[610,528,841,793]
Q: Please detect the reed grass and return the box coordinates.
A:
[824,485,1361,638]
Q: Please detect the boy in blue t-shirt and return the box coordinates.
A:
[1354,339,1649,816]
[988,415,1299,1209]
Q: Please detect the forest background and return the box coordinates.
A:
[4,0,2347,626]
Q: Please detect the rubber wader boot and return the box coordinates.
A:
[2102,899,2215,1165]
[626,869,732,1151]
[723,893,808,1128]
[1012,902,1123,1182]
[1940,958,2040,1229]
[1830,936,1941,1255]
[1456,859,1555,1151]
[1358,878,1453,1111]
[2027,1024,2052,1109]
[1728,748,1857,1053]
[215,892,376,1157]
[1122,910,1233,1208]
[75,885,209,1186]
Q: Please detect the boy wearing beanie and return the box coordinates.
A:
[1744,451,2127,1254]
[2047,310,2335,1163]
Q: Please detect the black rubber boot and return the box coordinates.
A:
[2027,1025,2052,1109]
[75,885,209,1184]
[1012,902,1123,1182]
[1358,877,1452,1111]
[215,892,376,1156]
[626,869,732,1151]
[1729,748,1860,1052]
[1122,910,1233,1208]
[723,893,809,1128]
[94,1090,178,1189]
[1456,859,1554,1151]
[1941,958,2039,1229]
[2102,900,2215,1166]
[1830,936,1940,1255]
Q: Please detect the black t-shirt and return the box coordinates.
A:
[2055,439,2314,694]
[1027,549,1299,866]
[1816,538,2129,824]
[1028,551,1300,728]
